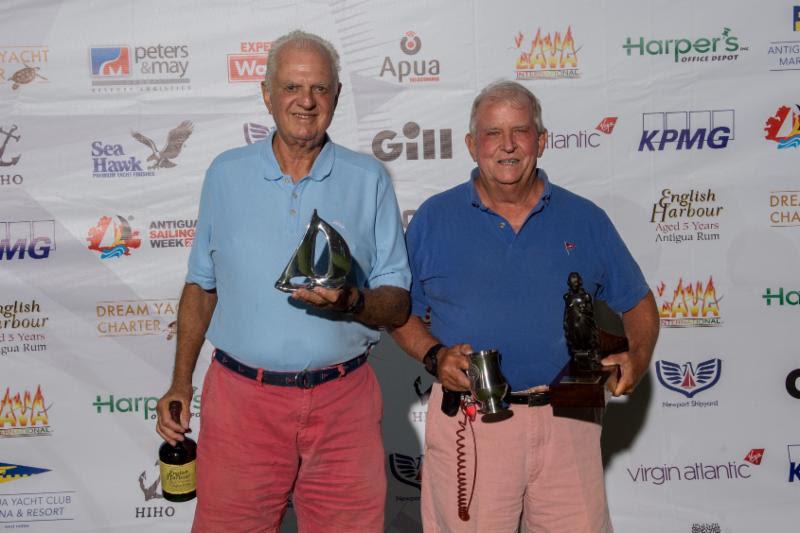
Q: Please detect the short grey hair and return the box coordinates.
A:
[265,30,341,90]
[469,80,545,136]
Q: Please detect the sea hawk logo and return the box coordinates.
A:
[389,453,422,490]
[655,358,722,398]
[0,462,50,484]
[131,121,193,169]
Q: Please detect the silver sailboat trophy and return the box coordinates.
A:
[274,209,352,293]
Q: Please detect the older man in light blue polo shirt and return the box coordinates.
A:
[155,30,410,533]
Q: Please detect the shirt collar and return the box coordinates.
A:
[467,167,553,210]
[261,130,335,182]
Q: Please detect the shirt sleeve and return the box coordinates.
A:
[185,164,216,290]
[594,209,649,313]
[366,167,411,291]
[405,204,430,318]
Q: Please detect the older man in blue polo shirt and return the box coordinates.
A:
[155,30,410,533]
[392,81,659,532]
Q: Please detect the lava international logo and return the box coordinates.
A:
[90,46,131,77]
[655,277,722,328]
[86,215,141,259]
[243,122,274,144]
[0,462,50,484]
[401,31,422,55]
[227,41,271,83]
[764,105,800,149]
[514,26,580,80]
[655,358,722,398]
[131,121,193,169]
[0,385,51,438]
[0,46,49,91]
[389,453,422,490]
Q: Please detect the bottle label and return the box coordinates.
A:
[159,460,196,495]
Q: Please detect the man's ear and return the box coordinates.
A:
[465,132,478,163]
[261,81,273,114]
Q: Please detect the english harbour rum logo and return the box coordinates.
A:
[651,188,723,244]
[655,277,722,328]
[514,26,581,80]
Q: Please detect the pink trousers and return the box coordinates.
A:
[421,384,612,533]
[192,359,385,533]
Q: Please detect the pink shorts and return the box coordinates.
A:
[192,358,386,533]
[421,384,612,533]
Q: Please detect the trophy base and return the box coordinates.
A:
[480,409,514,423]
[549,363,619,408]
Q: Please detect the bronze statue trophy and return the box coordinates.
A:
[549,272,628,408]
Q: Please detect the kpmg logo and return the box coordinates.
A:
[655,277,722,328]
[0,124,23,186]
[788,444,800,482]
[243,122,274,144]
[227,41,271,83]
[764,105,800,149]
[639,110,734,151]
[656,358,722,399]
[622,27,746,63]
[389,453,422,492]
[763,287,800,306]
[0,462,50,484]
[380,31,440,83]
[514,26,581,80]
[0,46,49,91]
[0,220,55,261]
[0,385,52,438]
[86,215,141,259]
[372,122,452,162]
[89,43,190,93]
[786,369,800,399]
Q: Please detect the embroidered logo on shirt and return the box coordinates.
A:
[564,241,576,254]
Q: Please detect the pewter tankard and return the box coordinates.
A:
[466,350,514,423]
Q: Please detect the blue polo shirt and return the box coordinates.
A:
[407,168,648,390]
[187,132,411,371]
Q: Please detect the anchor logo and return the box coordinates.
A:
[0,124,21,167]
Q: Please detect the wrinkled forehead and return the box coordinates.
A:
[475,96,537,127]
[274,41,335,78]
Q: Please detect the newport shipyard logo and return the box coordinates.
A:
[655,277,722,328]
[513,26,581,80]
[135,460,176,519]
[372,122,452,162]
[227,41,271,83]
[656,358,722,407]
[0,46,49,91]
[89,44,191,93]
[243,122,274,144]
[0,385,52,438]
[627,449,761,486]
[86,215,141,259]
[0,220,55,261]
[622,27,747,63]
[0,300,49,357]
[92,121,193,178]
[389,453,423,495]
[0,462,50,484]
[639,110,734,151]
[379,31,440,83]
[764,105,800,149]
[96,299,178,338]
[651,188,723,245]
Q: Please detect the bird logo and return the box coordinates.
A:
[655,358,722,398]
[131,121,193,170]
[388,453,422,490]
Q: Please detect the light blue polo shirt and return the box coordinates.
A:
[187,132,411,371]
[406,168,648,390]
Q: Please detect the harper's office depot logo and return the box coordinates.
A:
[0,385,52,438]
[764,105,800,149]
[514,26,580,80]
[622,27,746,63]
[372,122,452,162]
[639,110,734,151]
[379,31,440,83]
[89,44,190,93]
[227,41,271,82]
[762,287,800,306]
[655,277,722,328]
[0,220,55,261]
[86,215,141,259]
[655,358,722,399]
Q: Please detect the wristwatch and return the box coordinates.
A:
[422,343,444,378]
[345,287,365,315]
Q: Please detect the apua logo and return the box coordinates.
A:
[514,26,580,80]
[622,27,747,63]
[656,358,722,398]
[0,220,55,261]
[764,105,800,149]
[639,110,734,151]
[86,215,141,259]
[379,31,440,83]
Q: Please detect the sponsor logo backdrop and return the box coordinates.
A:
[1,1,798,531]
